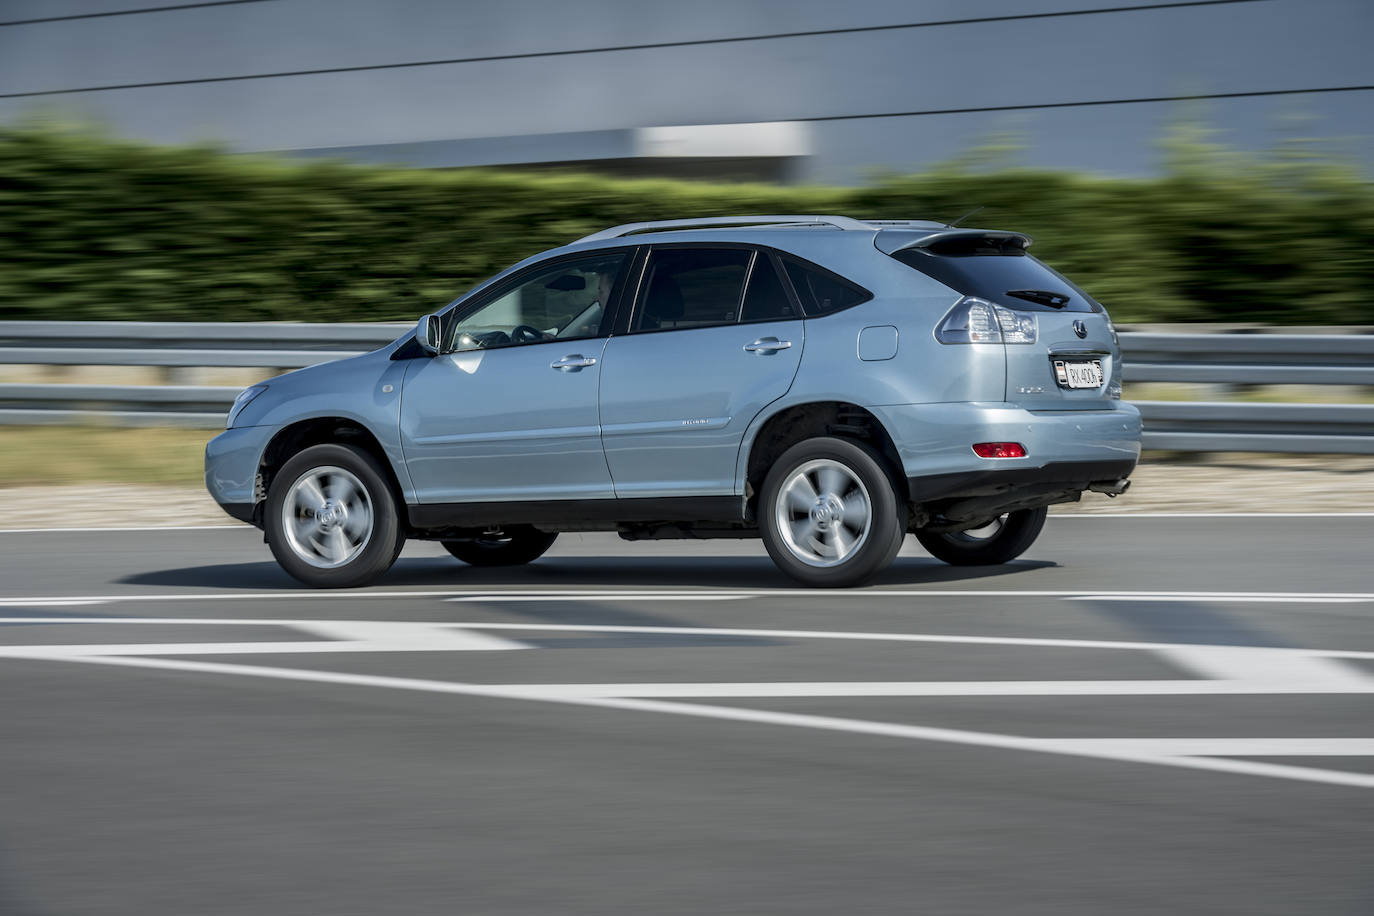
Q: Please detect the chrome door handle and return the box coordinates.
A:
[743,337,792,353]
[550,354,597,371]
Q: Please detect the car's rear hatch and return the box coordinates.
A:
[883,229,1120,411]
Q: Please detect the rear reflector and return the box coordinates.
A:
[972,442,1027,459]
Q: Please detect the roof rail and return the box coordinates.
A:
[574,215,873,244]
[860,219,948,229]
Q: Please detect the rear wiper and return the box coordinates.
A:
[1006,289,1070,308]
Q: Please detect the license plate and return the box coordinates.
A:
[1053,358,1104,389]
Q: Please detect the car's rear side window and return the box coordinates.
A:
[633,248,751,332]
[891,245,1100,313]
[739,254,797,322]
[780,257,871,316]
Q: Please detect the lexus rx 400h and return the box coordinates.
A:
[206,215,1141,587]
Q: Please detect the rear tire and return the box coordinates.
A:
[915,507,1047,566]
[442,526,558,567]
[759,436,906,587]
[265,443,405,588]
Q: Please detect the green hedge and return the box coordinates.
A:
[2,124,1371,324]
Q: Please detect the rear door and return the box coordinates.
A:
[598,245,803,497]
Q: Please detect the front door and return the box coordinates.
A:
[599,246,804,497]
[399,251,628,504]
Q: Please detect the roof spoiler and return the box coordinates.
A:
[875,229,1033,255]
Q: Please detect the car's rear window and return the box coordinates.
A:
[891,245,1100,313]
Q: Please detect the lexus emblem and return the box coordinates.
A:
[1073,319,1088,339]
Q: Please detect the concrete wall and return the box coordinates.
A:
[2,0,1370,181]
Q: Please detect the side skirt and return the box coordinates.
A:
[407,495,747,534]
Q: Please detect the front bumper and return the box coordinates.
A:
[204,425,274,525]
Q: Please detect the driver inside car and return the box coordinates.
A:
[557,270,614,339]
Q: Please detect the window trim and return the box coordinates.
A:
[624,242,805,337]
[438,248,635,352]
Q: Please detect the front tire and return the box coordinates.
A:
[914,507,1047,566]
[759,437,906,587]
[265,443,404,588]
[442,526,558,567]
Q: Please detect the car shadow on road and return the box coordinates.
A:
[120,555,1057,590]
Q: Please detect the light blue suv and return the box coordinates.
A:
[206,215,1141,587]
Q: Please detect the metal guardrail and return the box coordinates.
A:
[1136,401,1374,454]
[0,321,406,369]
[0,384,237,428]
[1121,333,1374,386]
[1,322,1372,451]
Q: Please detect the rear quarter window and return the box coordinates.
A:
[780,257,872,316]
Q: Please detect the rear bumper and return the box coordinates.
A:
[908,458,1138,502]
[872,401,1140,520]
[871,401,1142,480]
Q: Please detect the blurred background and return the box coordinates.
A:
[3,7,1374,915]
[0,0,1372,508]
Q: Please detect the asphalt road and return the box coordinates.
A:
[1,516,1372,915]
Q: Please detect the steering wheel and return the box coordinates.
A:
[509,324,545,344]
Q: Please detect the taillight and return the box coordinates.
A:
[935,296,1037,345]
[972,442,1027,459]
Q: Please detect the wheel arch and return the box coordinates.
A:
[255,417,408,529]
[737,400,905,517]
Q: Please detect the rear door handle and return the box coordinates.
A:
[550,354,597,371]
[743,337,792,354]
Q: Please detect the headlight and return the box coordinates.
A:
[226,385,268,428]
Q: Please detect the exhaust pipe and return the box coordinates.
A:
[1087,478,1131,498]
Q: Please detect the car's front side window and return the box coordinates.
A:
[446,252,627,352]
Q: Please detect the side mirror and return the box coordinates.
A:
[415,313,443,355]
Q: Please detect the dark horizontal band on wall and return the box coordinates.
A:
[0,0,1268,96]
[0,0,274,29]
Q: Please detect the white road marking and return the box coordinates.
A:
[466,679,1374,698]
[289,620,524,651]
[1047,512,1374,518]
[0,640,527,658]
[1071,595,1367,604]
[444,593,751,602]
[1,618,1372,660]
[0,598,110,607]
[2,616,1371,788]
[447,624,1374,662]
[29,652,1374,790]
[1160,646,1369,687]
[1044,738,1374,756]
[1,588,1372,605]
[0,525,244,533]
